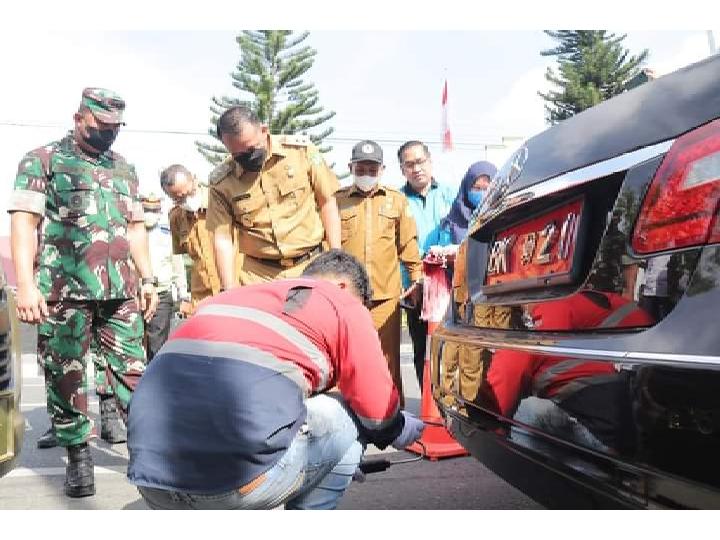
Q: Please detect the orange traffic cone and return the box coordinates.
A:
[405,249,468,459]
[405,325,469,461]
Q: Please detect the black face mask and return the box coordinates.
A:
[233,147,267,172]
[82,126,118,153]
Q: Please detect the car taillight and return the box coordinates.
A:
[632,118,720,254]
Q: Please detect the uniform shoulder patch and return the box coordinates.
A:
[209,159,233,185]
[308,150,325,166]
[280,134,311,147]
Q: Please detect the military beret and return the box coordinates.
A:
[81,87,126,125]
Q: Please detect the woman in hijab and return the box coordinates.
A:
[441,160,497,244]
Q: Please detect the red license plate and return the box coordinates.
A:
[484,198,584,292]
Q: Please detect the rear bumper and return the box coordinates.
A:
[430,323,720,509]
[444,409,644,508]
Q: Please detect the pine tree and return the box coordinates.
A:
[539,30,649,125]
[196,31,336,166]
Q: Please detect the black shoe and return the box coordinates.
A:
[64,443,95,498]
[37,426,58,449]
[100,397,127,444]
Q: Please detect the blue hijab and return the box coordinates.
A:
[441,161,497,243]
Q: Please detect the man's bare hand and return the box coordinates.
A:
[400,281,422,308]
[178,300,193,319]
[15,284,48,324]
[140,284,159,322]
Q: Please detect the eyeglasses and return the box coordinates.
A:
[401,157,429,170]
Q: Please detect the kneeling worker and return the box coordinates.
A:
[127,250,424,510]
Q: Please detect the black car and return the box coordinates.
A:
[430,54,720,509]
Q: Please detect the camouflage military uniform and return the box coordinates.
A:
[207,134,340,285]
[9,128,146,447]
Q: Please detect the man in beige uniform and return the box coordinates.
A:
[160,164,222,313]
[207,106,341,287]
[336,140,422,405]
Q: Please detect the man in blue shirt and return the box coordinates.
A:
[397,140,455,387]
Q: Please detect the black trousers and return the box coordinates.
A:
[145,290,174,363]
[405,303,428,388]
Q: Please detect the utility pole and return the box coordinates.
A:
[707,30,717,55]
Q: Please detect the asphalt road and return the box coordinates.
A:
[0,322,542,510]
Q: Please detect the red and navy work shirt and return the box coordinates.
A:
[127,278,403,494]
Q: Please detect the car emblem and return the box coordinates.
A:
[508,146,528,184]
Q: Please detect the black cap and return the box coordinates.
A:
[351,140,383,164]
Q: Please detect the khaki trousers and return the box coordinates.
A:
[369,297,404,407]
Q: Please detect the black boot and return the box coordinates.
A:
[37,425,58,449]
[64,443,95,498]
[100,396,127,444]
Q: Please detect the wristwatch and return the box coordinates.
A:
[141,277,159,286]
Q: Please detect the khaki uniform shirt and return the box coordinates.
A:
[169,206,221,305]
[206,134,339,261]
[336,184,422,301]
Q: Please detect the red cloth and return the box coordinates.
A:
[421,262,452,323]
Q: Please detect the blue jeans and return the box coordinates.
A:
[137,393,364,510]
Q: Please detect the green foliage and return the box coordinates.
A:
[196,30,336,166]
[539,30,649,125]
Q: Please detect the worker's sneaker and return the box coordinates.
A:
[100,396,127,444]
[64,443,95,498]
[36,426,58,449]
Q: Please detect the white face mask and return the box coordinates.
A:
[183,193,202,213]
[144,212,160,229]
[354,175,378,192]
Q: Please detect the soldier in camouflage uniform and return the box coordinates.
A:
[8,88,158,498]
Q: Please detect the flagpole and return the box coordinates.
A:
[441,73,453,153]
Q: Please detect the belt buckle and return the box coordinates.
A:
[279,257,295,268]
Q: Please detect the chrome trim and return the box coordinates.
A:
[433,329,720,369]
[475,139,675,229]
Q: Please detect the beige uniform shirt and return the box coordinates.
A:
[336,184,422,300]
[169,206,221,305]
[206,134,339,261]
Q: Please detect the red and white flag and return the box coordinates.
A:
[442,79,453,152]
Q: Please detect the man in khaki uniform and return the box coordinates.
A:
[207,106,341,287]
[160,164,222,314]
[336,140,423,405]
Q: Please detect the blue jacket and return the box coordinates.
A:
[400,179,455,288]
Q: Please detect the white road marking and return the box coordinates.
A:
[5,465,126,478]
[21,400,99,410]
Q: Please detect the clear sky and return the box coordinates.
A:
[0,25,716,235]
